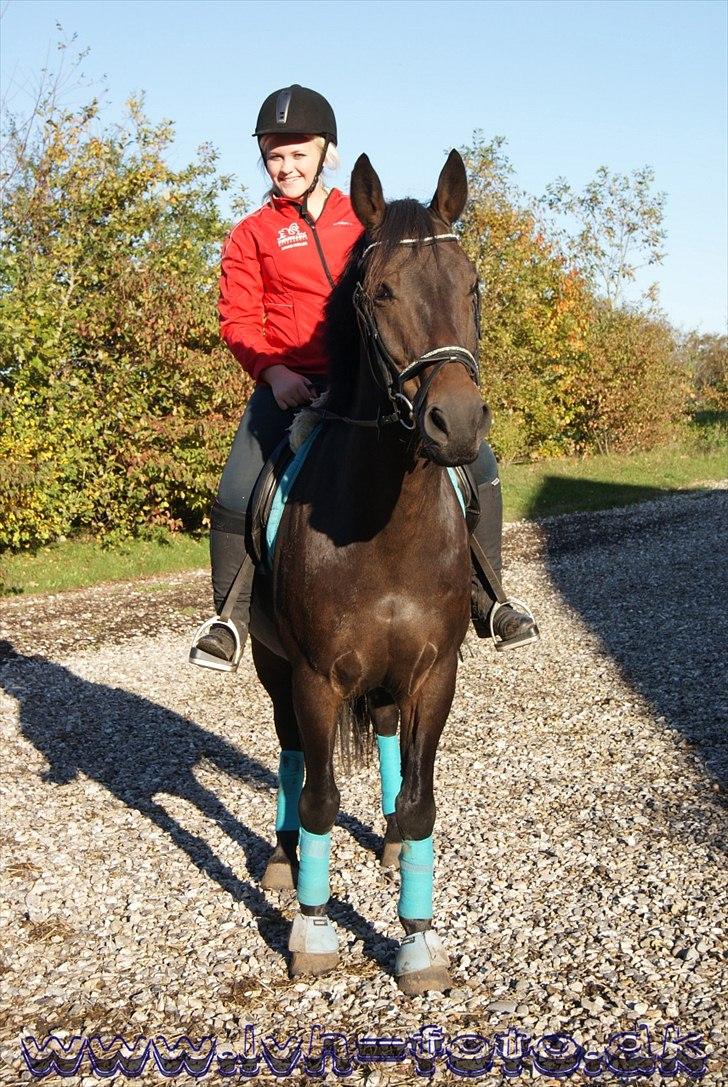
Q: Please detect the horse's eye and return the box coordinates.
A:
[374,283,393,302]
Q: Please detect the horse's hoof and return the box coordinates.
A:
[288,912,339,977]
[260,860,296,891]
[397,964,453,995]
[381,841,402,869]
[395,930,452,995]
[289,951,340,977]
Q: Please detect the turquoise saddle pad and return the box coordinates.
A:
[265,425,467,568]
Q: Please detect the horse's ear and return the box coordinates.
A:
[350,153,386,232]
[430,149,468,226]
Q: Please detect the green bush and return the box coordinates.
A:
[574,304,687,454]
[1,98,251,550]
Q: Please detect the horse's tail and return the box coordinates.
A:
[336,695,373,774]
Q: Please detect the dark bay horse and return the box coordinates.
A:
[249,150,488,994]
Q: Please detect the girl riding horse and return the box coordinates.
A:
[189,83,539,672]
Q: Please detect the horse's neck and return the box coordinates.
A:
[324,428,441,550]
[337,351,443,509]
[345,344,388,425]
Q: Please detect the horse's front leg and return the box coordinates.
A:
[251,637,303,891]
[287,665,343,977]
[395,654,458,995]
[368,687,403,869]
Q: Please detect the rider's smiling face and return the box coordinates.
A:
[263,135,321,199]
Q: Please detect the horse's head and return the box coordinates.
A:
[350,151,489,466]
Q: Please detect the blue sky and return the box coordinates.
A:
[2,0,726,334]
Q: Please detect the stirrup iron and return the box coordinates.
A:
[489,597,538,653]
[188,615,243,673]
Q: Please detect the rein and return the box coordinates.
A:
[312,233,480,431]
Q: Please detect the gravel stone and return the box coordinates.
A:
[0,487,726,1084]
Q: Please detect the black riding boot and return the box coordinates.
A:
[189,502,253,672]
[470,470,540,651]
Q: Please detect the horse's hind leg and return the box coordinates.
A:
[287,665,343,978]
[394,656,458,995]
[251,636,302,891]
[368,687,402,869]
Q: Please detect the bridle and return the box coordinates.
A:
[313,233,482,431]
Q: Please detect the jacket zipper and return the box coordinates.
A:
[300,196,336,289]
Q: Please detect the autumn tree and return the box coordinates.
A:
[539,165,667,308]
[459,134,684,458]
[458,133,593,459]
[1,80,250,549]
[678,331,728,410]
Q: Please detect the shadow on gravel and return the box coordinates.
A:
[0,643,398,971]
[528,481,728,797]
[523,474,694,520]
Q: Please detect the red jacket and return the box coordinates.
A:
[219,188,364,382]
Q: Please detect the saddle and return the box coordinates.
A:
[245,431,481,570]
[246,436,297,569]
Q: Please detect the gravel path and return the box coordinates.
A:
[1,488,726,1085]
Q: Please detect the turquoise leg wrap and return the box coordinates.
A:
[375,734,402,817]
[275,750,305,832]
[398,837,434,920]
[297,827,331,907]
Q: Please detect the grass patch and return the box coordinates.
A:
[1,532,209,597]
[2,415,726,597]
[501,415,727,521]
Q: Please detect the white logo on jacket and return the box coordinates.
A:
[277,223,309,251]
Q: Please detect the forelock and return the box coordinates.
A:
[363,199,438,290]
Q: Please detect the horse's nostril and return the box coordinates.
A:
[427,406,450,438]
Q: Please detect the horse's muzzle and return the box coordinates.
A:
[420,397,491,466]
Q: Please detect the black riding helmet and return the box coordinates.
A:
[254,84,337,217]
[253,84,337,143]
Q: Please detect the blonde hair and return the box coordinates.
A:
[259,134,340,200]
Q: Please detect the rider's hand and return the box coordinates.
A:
[262,365,315,410]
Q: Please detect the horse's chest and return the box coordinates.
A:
[276,486,469,605]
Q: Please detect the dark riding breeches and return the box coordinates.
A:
[469,441,503,594]
[209,385,505,629]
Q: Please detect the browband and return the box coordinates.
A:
[360,233,459,262]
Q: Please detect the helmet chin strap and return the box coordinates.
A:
[300,138,330,219]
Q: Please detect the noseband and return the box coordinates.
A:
[315,234,481,431]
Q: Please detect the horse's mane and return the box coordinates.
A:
[325,198,437,411]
